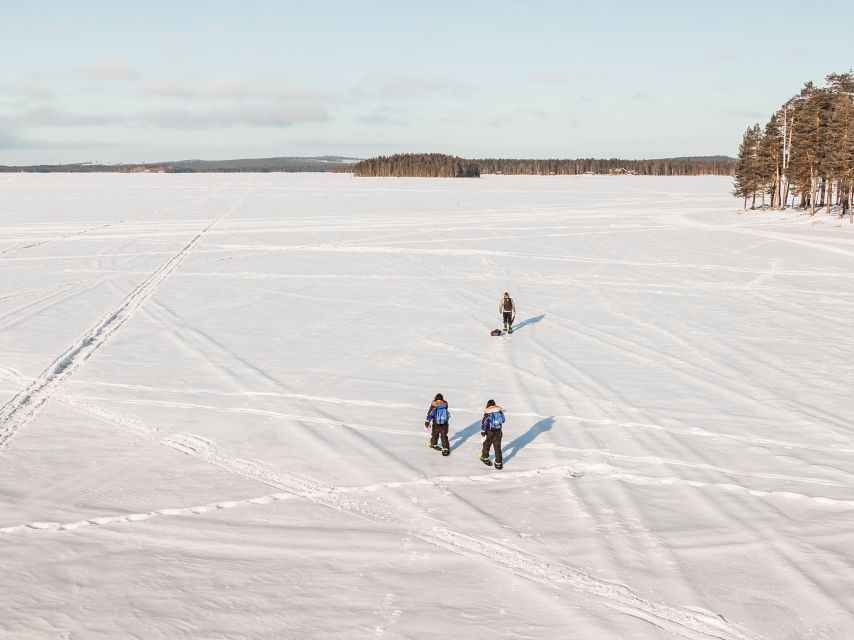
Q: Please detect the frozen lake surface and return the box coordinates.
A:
[1,173,852,639]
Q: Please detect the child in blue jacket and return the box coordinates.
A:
[424,393,451,456]
[479,399,505,469]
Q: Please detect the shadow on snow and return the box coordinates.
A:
[513,314,546,332]
[503,416,555,463]
[450,419,483,452]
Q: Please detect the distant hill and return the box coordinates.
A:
[0,156,360,173]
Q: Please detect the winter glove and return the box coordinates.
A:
[481,431,487,438]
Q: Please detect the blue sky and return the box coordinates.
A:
[1,0,852,163]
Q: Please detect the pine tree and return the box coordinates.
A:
[762,114,784,208]
[733,125,761,209]
[789,87,825,215]
[826,72,854,220]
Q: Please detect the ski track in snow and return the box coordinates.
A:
[0,188,221,259]
[196,242,854,279]
[0,425,761,640]
[0,356,769,640]
[0,190,247,454]
[2,357,841,639]
[2,365,850,506]
[2,369,844,458]
[57,391,854,491]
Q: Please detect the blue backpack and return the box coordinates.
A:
[435,404,450,425]
[487,411,505,430]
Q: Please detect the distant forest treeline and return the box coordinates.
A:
[2,153,738,178]
[0,157,358,173]
[734,71,854,219]
[349,154,735,178]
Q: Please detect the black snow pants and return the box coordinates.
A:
[431,423,450,450]
[482,429,503,464]
[502,312,513,330]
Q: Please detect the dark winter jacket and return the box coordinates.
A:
[499,297,516,315]
[425,399,450,426]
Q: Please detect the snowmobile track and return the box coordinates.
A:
[0,191,247,455]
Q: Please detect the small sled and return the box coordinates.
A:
[490,329,503,336]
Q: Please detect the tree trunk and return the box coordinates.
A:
[751,189,756,210]
[827,180,833,215]
[779,107,788,209]
[774,164,781,208]
[810,172,817,215]
[850,184,853,222]
[782,112,793,209]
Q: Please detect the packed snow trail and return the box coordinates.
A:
[0,190,247,453]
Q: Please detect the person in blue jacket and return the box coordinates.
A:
[424,393,451,456]
[479,399,505,469]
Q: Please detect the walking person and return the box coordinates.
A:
[479,399,505,469]
[425,393,451,456]
[499,292,516,334]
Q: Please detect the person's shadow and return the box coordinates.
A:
[513,314,545,332]
[503,416,555,462]
[449,419,483,452]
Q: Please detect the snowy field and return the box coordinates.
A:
[1,173,852,640]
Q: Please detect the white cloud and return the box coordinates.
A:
[80,59,140,80]
[354,105,410,127]
[10,103,330,131]
[0,83,57,111]
[352,74,474,101]
[140,78,333,103]
[142,104,331,129]
[489,108,552,126]
[142,79,245,100]
[0,118,25,149]
[20,106,128,127]
[527,71,573,84]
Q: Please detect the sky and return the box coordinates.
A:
[1,0,853,164]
